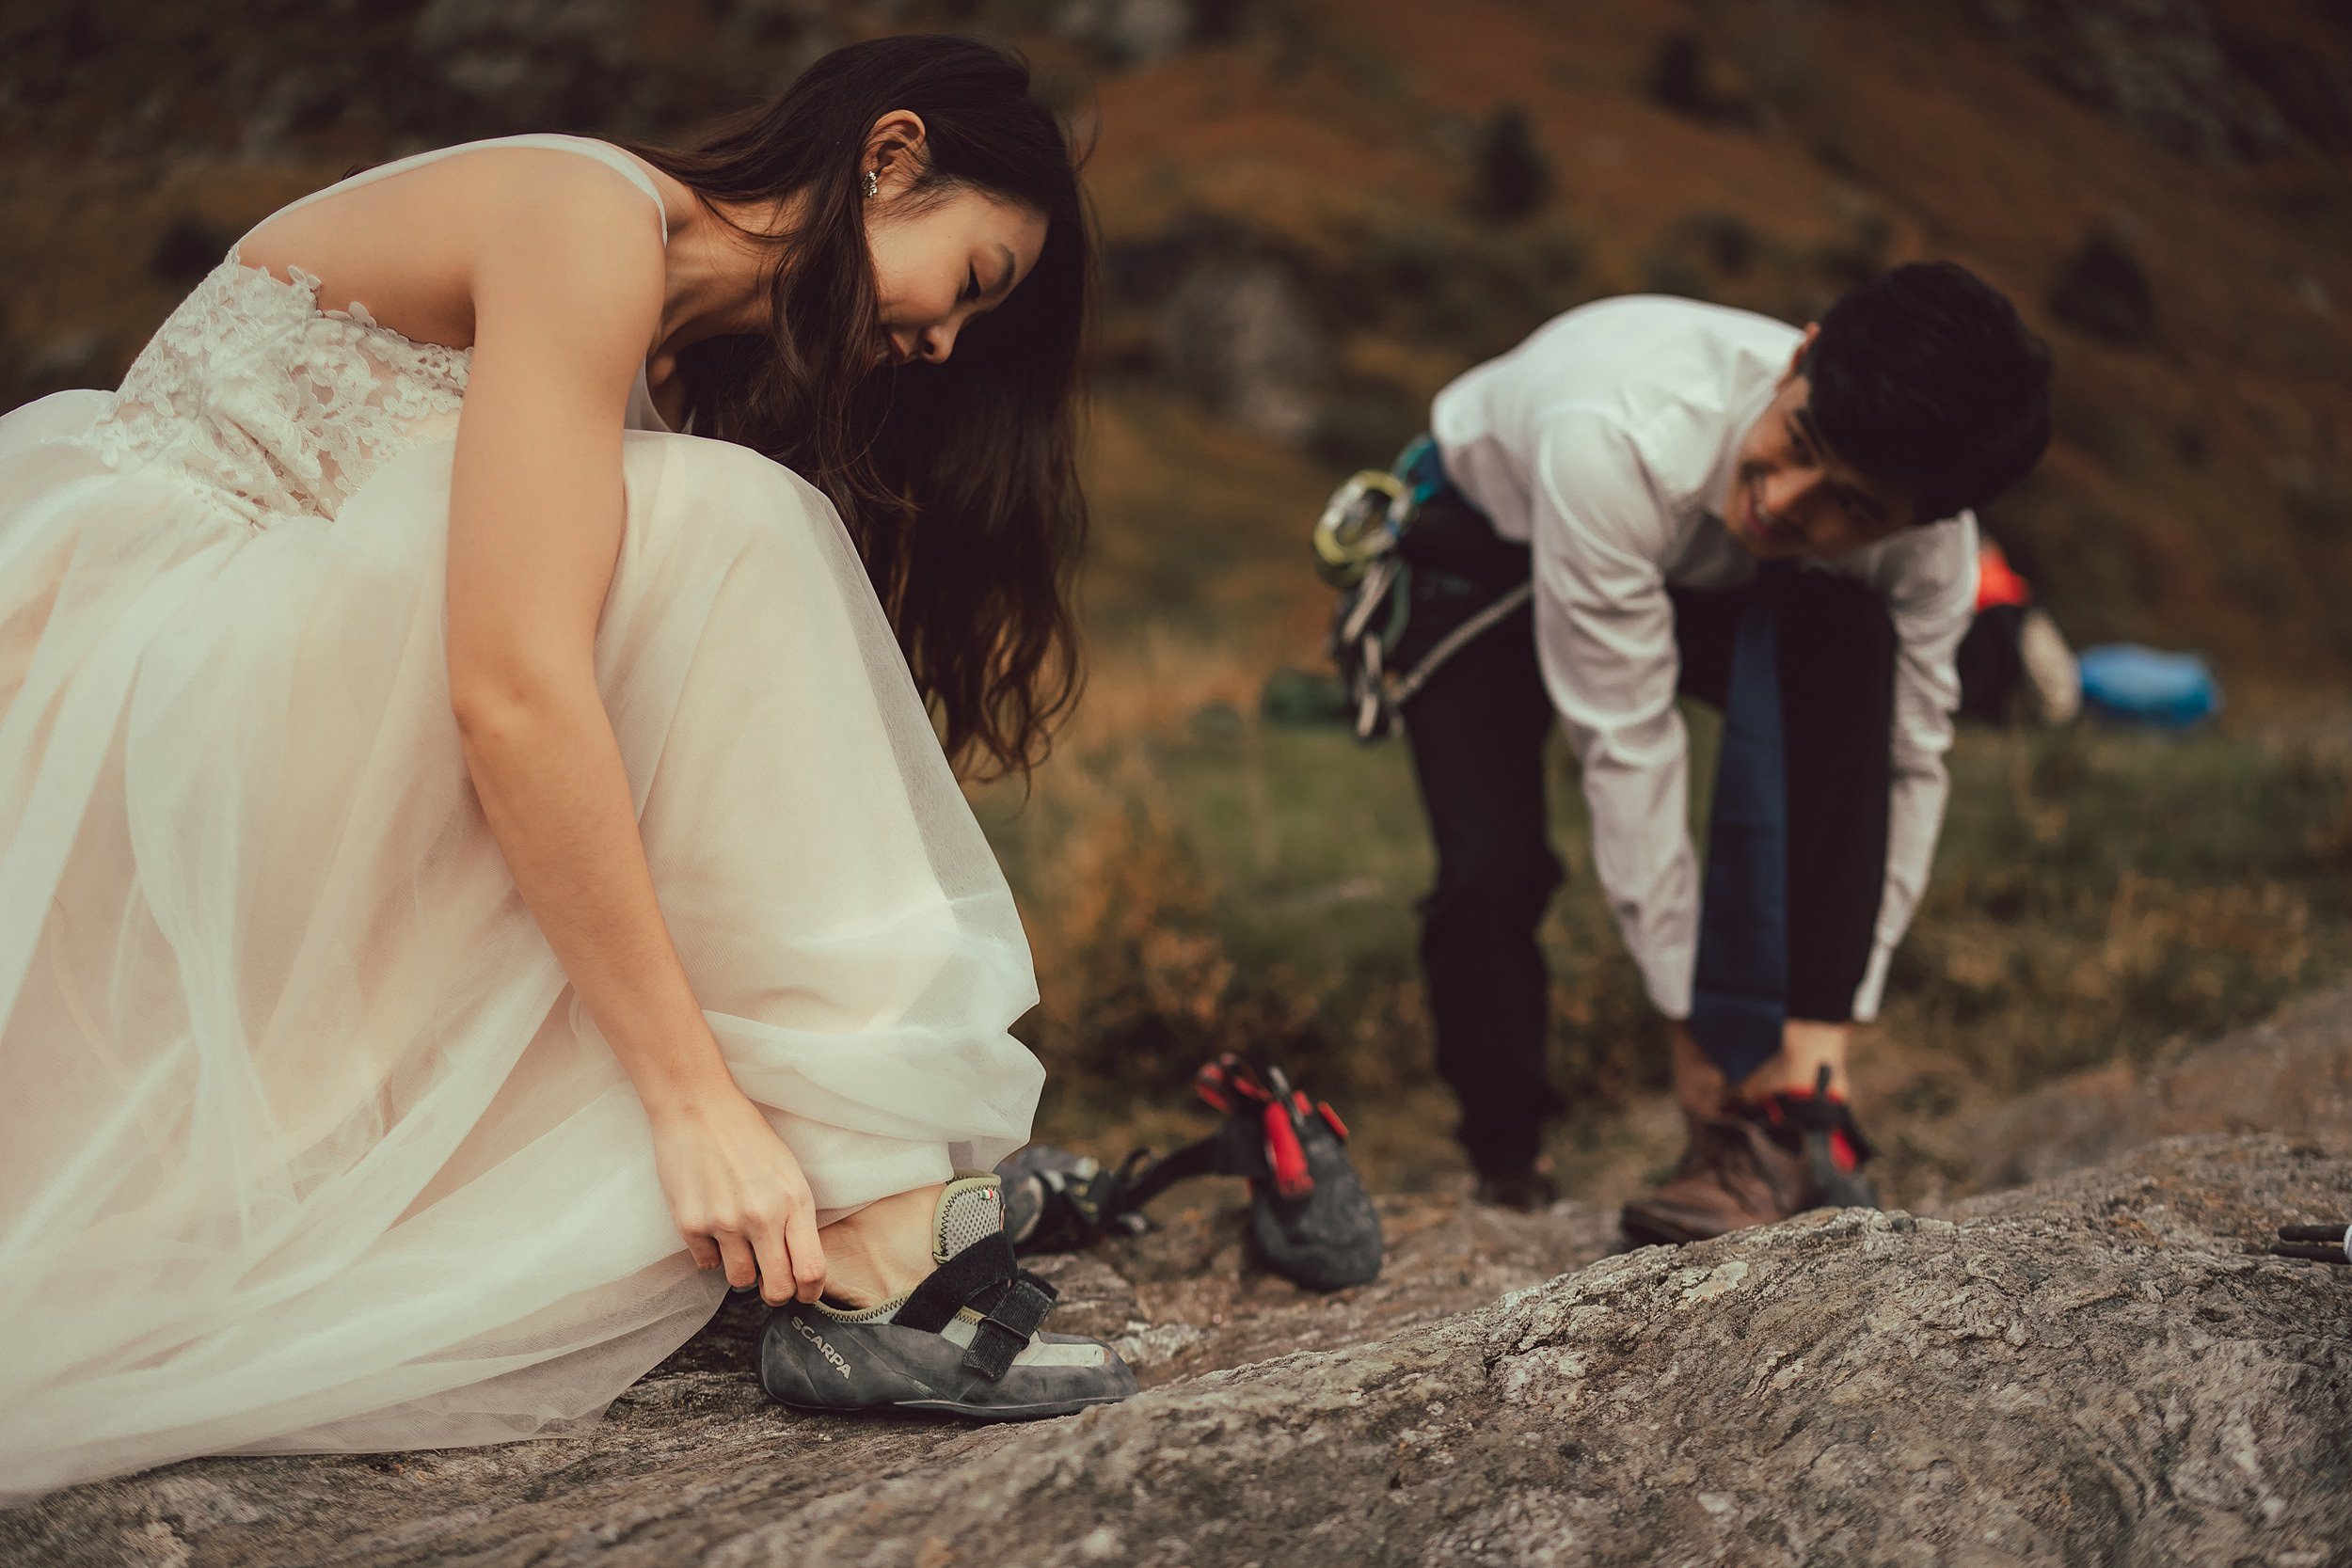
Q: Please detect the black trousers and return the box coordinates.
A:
[1396,496,1896,1174]
[1954,601,2026,724]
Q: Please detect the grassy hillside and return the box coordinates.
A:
[5,0,2349,1190]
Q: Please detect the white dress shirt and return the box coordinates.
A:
[1429,295,1978,1022]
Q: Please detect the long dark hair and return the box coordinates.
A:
[632,37,1091,780]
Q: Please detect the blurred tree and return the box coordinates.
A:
[1470,105,1549,225]
[2049,231,2159,348]
[1645,30,1760,130]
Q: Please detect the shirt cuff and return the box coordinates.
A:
[1638,939,1694,1022]
[1850,942,1893,1023]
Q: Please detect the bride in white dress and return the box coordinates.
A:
[0,36,1122,1498]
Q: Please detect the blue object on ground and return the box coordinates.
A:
[2076,643,2222,727]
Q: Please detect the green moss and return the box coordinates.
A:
[992,713,2352,1122]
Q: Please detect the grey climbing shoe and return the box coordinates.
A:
[1115,1056,1383,1291]
[758,1174,1138,1422]
[999,1144,1152,1252]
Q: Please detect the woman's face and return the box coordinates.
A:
[866,185,1047,370]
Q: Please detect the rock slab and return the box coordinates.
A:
[5,1135,2349,1567]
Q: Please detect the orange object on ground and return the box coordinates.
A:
[1976,539,2032,611]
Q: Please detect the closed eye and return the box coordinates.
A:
[1790,411,1886,527]
[962,264,978,304]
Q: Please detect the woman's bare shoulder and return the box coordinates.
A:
[236,145,668,355]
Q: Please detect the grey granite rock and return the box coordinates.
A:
[11,983,2352,1565]
[5,1131,2347,1566]
[1967,982,2352,1192]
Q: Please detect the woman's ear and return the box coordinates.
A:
[1777,321,1821,391]
[863,110,931,200]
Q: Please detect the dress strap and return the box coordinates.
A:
[252,135,670,245]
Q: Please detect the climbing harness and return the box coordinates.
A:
[1319,435,1533,742]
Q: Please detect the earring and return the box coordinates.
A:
[863,169,880,199]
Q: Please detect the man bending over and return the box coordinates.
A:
[1391,263,2051,1237]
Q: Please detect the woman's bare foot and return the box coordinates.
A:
[816,1181,946,1308]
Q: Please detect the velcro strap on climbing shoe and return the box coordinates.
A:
[892,1231,1065,1383]
[894,1230,1020,1335]
[961,1271,1058,1381]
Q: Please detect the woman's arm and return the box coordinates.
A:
[444,157,825,1304]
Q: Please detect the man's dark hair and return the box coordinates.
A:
[1803,261,2052,523]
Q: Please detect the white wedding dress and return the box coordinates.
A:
[0,136,1045,1501]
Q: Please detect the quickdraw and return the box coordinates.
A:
[1319,435,1533,743]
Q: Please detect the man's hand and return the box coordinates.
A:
[1673,1018,1854,1118]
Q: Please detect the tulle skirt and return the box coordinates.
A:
[0,393,1045,1500]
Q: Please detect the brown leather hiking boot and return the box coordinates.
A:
[1619,1112,1807,1245]
[1621,1078,1883,1245]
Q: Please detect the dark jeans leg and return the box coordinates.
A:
[1777,575,1895,1021]
[1400,599,1565,1174]
[1672,573,1895,1031]
[1954,602,2025,724]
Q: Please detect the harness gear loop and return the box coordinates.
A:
[1318,435,1530,743]
[1313,468,1411,587]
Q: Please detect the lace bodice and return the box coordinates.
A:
[73,136,673,534]
[83,252,473,532]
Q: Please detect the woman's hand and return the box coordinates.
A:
[648,1088,827,1305]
